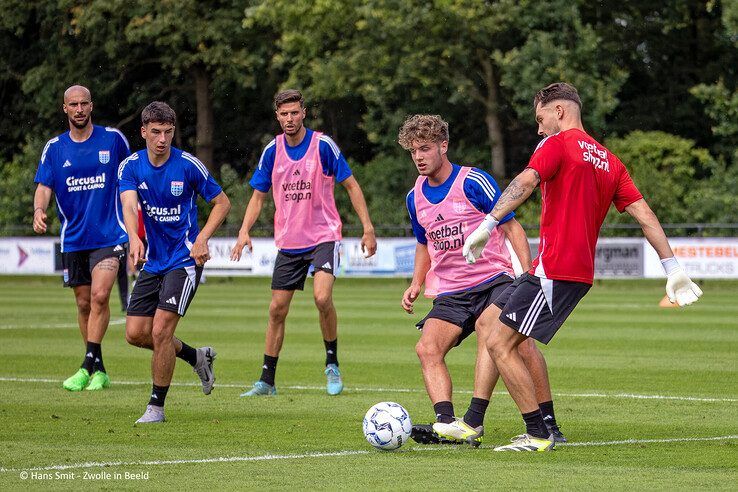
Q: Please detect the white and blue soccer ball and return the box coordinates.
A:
[362,401,412,450]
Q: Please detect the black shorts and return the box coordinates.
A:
[62,243,127,287]
[494,273,591,344]
[271,241,340,291]
[127,265,203,317]
[416,274,514,347]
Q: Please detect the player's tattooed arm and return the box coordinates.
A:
[489,168,540,220]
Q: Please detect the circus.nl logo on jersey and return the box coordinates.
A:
[170,181,184,196]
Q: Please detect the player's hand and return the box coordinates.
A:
[401,284,421,314]
[129,236,147,266]
[462,214,499,264]
[190,237,211,266]
[665,268,703,306]
[361,230,377,258]
[32,208,47,234]
[230,231,253,261]
[462,228,490,264]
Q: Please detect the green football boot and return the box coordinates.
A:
[85,371,110,391]
[62,368,90,392]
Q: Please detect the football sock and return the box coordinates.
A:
[522,409,550,439]
[324,338,338,366]
[463,397,489,428]
[81,341,100,373]
[176,341,198,367]
[539,400,558,427]
[433,401,455,424]
[92,343,106,373]
[260,354,279,386]
[149,384,169,407]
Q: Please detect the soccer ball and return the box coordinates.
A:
[362,401,412,450]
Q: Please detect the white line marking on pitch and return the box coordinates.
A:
[0,377,735,403]
[0,318,125,330]
[1,435,736,473]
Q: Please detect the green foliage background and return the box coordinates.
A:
[1,0,736,235]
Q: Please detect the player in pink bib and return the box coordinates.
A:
[398,115,567,446]
[231,90,377,397]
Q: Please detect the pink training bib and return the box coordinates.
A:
[272,131,342,249]
[413,166,513,297]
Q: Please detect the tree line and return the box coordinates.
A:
[1,0,736,235]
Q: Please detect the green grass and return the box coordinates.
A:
[0,276,736,490]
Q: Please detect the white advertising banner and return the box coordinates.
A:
[204,237,418,277]
[643,237,738,279]
[1,236,736,278]
[0,237,56,274]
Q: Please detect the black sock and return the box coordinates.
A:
[522,409,549,439]
[149,384,169,407]
[149,385,169,407]
[463,397,489,428]
[176,341,198,367]
[539,400,557,427]
[324,338,338,366]
[433,401,455,424]
[260,354,279,386]
[81,341,100,373]
[92,343,106,373]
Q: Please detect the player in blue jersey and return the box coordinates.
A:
[33,85,130,392]
[397,115,566,445]
[119,101,230,423]
[231,89,376,397]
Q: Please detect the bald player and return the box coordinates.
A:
[33,85,131,392]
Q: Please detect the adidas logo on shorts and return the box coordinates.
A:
[138,182,148,190]
[506,312,517,322]
[166,296,177,306]
[321,262,331,269]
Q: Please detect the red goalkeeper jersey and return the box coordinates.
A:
[526,128,642,284]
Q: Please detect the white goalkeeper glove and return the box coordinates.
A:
[662,257,703,306]
[462,214,499,264]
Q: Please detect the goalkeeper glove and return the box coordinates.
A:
[462,214,499,264]
[662,257,703,306]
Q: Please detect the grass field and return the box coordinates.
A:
[0,275,736,490]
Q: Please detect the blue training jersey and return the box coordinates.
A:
[34,125,130,252]
[406,164,514,244]
[118,147,223,275]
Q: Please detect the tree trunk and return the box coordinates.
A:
[479,55,506,179]
[193,65,215,172]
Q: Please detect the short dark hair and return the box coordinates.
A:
[533,82,582,110]
[274,89,304,110]
[141,101,176,125]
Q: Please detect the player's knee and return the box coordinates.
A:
[313,293,333,312]
[75,298,91,317]
[517,338,537,360]
[125,329,145,347]
[90,288,110,308]
[268,301,289,322]
[486,332,505,360]
[151,325,172,347]
[415,340,440,361]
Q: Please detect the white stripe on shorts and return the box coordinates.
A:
[333,241,340,273]
[519,291,546,336]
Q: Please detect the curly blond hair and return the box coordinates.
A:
[398,114,449,150]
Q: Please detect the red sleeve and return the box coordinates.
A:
[613,165,643,213]
[137,208,146,240]
[526,135,565,182]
